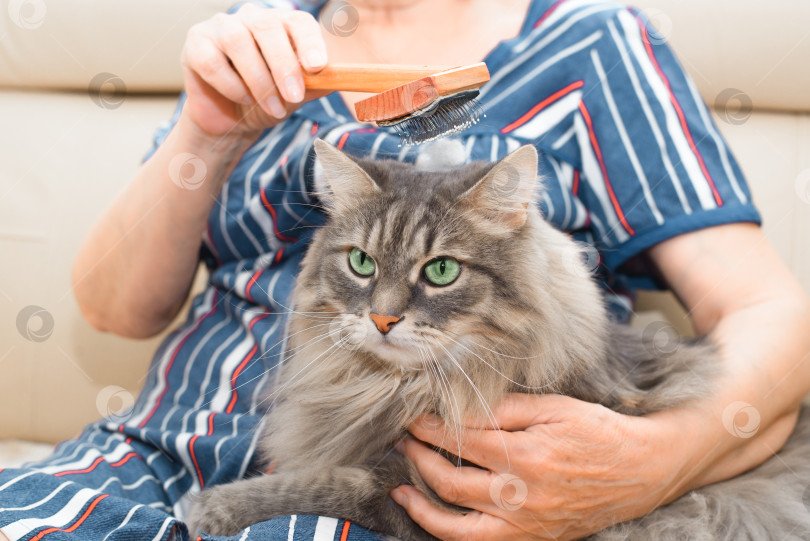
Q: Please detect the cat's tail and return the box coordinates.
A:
[576,322,719,415]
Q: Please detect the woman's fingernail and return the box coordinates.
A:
[267,96,286,119]
[307,50,326,68]
[390,487,408,507]
[284,76,303,102]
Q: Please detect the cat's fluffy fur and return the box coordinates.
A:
[187,141,810,540]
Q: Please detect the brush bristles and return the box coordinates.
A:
[379,90,486,146]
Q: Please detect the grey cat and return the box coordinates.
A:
[186,140,810,540]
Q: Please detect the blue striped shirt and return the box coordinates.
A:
[0,1,759,540]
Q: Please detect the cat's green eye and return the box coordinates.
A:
[423,257,461,286]
[348,248,376,277]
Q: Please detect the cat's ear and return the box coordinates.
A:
[461,144,540,231]
[313,139,379,210]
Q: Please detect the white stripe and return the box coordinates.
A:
[320,96,347,122]
[239,526,251,541]
[548,158,573,228]
[151,516,174,541]
[101,504,143,541]
[607,19,692,213]
[574,114,630,243]
[245,122,286,206]
[2,488,99,540]
[483,1,616,103]
[485,30,602,112]
[591,49,664,225]
[369,133,387,159]
[512,0,616,53]
[0,470,38,493]
[505,137,522,153]
[617,10,717,209]
[96,472,158,494]
[287,514,297,541]
[551,125,576,150]
[209,309,268,412]
[161,313,236,431]
[313,516,339,541]
[35,442,131,476]
[0,482,71,512]
[464,136,476,161]
[128,288,216,427]
[183,311,243,431]
[684,75,747,203]
[511,90,581,140]
[162,465,188,493]
[490,135,500,162]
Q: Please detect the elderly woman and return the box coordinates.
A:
[1,0,808,540]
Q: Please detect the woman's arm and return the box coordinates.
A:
[72,4,329,338]
[647,222,810,494]
[393,222,810,540]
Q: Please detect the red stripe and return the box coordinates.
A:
[54,451,140,477]
[31,494,109,540]
[207,413,216,436]
[225,313,272,414]
[501,80,584,134]
[310,122,319,136]
[534,0,569,28]
[260,189,298,243]
[337,132,350,149]
[354,127,376,134]
[138,291,219,428]
[636,17,723,207]
[245,269,263,303]
[578,101,635,236]
[340,521,352,541]
[54,457,104,477]
[572,169,580,196]
[189,435,205,489]
[109,452,139,468]
[274,249,284,265]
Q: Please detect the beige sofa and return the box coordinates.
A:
[1,0,808,464]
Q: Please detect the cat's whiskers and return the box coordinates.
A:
[425,348,465,468]
[255,329,354,411]
[435,342,512,471]
[440,331,567,392]
[200,322,353,409]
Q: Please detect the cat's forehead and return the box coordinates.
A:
[356,159,494,203]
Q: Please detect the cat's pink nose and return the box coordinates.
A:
[369,314,402,334]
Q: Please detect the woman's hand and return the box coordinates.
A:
[392,393,693,541]
[181,3,330,137]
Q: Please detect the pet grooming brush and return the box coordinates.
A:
[302,63,490,145]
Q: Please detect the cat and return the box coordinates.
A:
[186,139,810,540]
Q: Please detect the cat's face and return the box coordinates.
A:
[296,140,544,370]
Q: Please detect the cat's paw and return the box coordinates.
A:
[185,486,246,537]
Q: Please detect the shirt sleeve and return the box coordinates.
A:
[573,7,761,274]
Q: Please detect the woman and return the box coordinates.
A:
[1,1,808,540]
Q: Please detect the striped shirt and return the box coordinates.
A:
[0,1,759,540]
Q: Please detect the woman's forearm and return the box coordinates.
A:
[72,109,258,338]
[647,224,810,503]
[660,297,810,496]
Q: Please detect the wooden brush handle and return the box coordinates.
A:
[302,63,452,93]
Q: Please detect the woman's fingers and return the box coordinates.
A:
[391,485,516,541]
[283,9,329,72]
[183,29,251,106]
[400,437,502,514]
[213,15,283,118]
